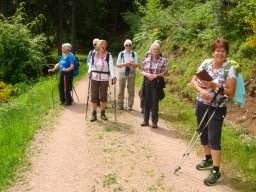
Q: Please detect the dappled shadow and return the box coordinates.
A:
[89,119,134,134]
[66,102,86,114]
[150,125,185,140]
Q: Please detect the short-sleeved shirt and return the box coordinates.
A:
[140,56,168,74]
[196,58,236,107]
[59,52,75,72]
[116,50,138,78]
[88,51,115,81]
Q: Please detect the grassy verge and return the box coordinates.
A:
[136,72,256,192]
[0,55,87,190]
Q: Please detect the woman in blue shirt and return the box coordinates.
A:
[48,43,75,106]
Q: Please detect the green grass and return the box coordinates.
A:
[0,59,87,190]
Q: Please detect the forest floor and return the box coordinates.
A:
[6,74,238,192]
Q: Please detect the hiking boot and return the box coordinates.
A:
[101,110,108,121]
[152,123,158,128]
[90,111,97,122]
[196,158,213,170]
[141,121,149,126]
[128,107,133,111]
[118,106,124,110]
[203,170,222,186]
[59,101,65,105]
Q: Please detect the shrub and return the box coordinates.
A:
[0,81,12,102]
[0,3,48,84]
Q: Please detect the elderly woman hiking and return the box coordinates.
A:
[116,39,138,111]
[88,40,116,122]
[140,43,168,128]
[190,39,236,186]
[48,43,75,106]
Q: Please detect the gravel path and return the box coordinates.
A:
[6,74,237,192]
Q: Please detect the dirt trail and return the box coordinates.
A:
[7,74,237,192]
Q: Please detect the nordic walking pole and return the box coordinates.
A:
[112,79,116,120]
[49,73,54,109]
[85,78,91,119]
[174,94,227,174]
[72,85,80,102]
[112,78,117,121]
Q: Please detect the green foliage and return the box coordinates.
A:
[0,3,48,84]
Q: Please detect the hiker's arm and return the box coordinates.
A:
[191,75,211,100]
[116,53,126,68]
[48,63,60,73]
[62,56,74,72]
[109,54,116,78]
[62,64,74,72]
[130,52,139,69]
[224,78,236,99]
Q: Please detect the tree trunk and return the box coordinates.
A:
[71,0,77,54]
[112,1,118,35]
[216,0,224,26]
[0,0,4,15]
[57,0,63,56]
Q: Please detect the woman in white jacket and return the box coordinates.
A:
[88,40,116,122]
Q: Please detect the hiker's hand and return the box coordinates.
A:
[112,77,117,84]
[62,68,66,72]
[48,69,53,73]
[201,80,217,89]
[201,90,211,100]
[125,62,130,67]
[88,72,92,78]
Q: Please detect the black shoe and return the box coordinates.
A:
[101,110,108,121]
[59,101,65,105]
[90,111,97,122]
[141,121,149,126]
[65,102,72,106]
[152,123,158,128]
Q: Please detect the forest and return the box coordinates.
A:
[0,0,256,191]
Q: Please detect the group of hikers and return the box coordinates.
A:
[48,38,237,186]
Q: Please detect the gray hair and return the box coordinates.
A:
[149,43,162,55]
[62,43,72,51]
[124,39,132,46]
[93,38,100,45]
[154,40,162,46]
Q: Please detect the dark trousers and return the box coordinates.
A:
[195,101,227,150]
[59,72,73,104]
[143,78,159,124]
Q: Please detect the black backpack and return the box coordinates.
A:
[91,52,111,75]
[120,51,135,62]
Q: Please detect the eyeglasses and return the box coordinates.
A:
[125,44,131,47]
[93,44,97,46]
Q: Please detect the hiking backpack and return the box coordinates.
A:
[91,52,111,75]
[73,56,80,77]
[120,51,135,62]
[205,58,245,107]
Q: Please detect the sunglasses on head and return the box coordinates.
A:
[125,44,131,47]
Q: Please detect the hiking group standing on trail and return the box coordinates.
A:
[48,38,239,187]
